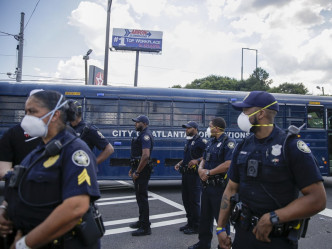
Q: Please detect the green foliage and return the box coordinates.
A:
[269,82,308,94]
[170,67,310,95]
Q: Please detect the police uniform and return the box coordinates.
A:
[196,134,236,249]
[0,124,41,166]
[71,120,109,152]
[131,127,153,230]
[228,125,323,249]
[4,129,100,249]
[181,134,206,232]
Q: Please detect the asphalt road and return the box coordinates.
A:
[98,177,332,249]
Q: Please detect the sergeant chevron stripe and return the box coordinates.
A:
[78,168,91,186]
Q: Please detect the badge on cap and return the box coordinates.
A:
[72,150,90,167]
[43,155,60,168]
[144,135,150,141]
[227,141,235,149]
[297,140,311,153]
[271,144,282,156]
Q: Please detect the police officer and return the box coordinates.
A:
[175,121,206,234]
[189,117,236,249]
[217,91,326,249]
[128,115,153,236]
[0,90,102,249]
[68,100,114,166]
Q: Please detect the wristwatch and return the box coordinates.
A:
[270,211,279,225]
[205,170,210,176]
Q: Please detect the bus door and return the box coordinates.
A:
[327,108,332,175]
[306,105,329,175]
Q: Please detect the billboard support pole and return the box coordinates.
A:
[103,0,112,86]
[134,51,139,87]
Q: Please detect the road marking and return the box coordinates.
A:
[104,211,186,226]
[105,218,187,235]
[319,208,332,218]
[97,197,158,206]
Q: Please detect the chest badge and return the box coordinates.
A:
[271,144,282,156]
[72,150,90,167]
[217,142,222,147]
[43,155,60,168]
[191,141,195,146]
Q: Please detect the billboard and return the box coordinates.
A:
[112,28,163,53]
[88,65,104,85]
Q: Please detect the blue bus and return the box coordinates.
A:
[0,81,331,179]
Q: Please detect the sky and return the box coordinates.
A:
[0,0,331,95]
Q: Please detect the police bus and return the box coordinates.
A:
[0,81,331,179]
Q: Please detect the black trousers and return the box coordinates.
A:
[198,184,230,248]
[134,170,150,229]
[232,225,298,249]
[182,173,201,229]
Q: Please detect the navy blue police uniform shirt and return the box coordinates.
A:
[203,134,236,170]
[131,127,153,158]
[72,120,109,151]
[0,124,41,166]
[228,125,323,216]
[182,134,206,166]
[4,129,100,231]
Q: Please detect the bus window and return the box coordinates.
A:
[85,98,118,125]
[0,96,26,124]
[173,102,204,127]
[327,110,332,130]
[205,103,228,127]
[147,101,172,126]
[119,100,146,125]
[307,106,324,129]
[285,105,306,128]
[275,105,284,128]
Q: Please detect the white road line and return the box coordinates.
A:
[97,197,158,206]
[104,211,186,226]
[98,195,136,202]
[319,208,332,218]
[105,218,187,235]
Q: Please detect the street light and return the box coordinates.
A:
[316,86,325,96]
[83,49,93,85]
[241,48,258,81]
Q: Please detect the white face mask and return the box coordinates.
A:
[237,112,252,133]
[21,95,67,139]
[206,127,211,138]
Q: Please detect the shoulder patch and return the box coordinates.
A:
[72,150,90,167]
[202,139,208,144]
[227,141,235,149]
[144,135,150,141]
[97,130,105,138]
[297,140,311,153]
[43,155,60,168]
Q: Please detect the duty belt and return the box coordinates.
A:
[202,174,227,187]
[230,201,309,239]
[179,164,198,174]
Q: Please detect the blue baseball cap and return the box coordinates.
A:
[182,121,198,129]
[232,91,279,112]
[132,115,150,125]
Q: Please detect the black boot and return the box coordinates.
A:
[129,221,141,229]
[131,227,152,236]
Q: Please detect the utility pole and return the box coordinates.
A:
[103,0,112,86]
[16,12,25,82]
[134,51,139,87]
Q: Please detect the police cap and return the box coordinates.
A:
[182,121,198,129]
[232,91,279,112]
[132,115,149,125]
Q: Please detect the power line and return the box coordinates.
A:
[0,31,16,37]
[24,0,42,31]
[0,54,71,59]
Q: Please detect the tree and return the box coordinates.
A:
[171,84,182,88]
[239,67,272,91]
[183,75,239,90]
[269,82,308,94]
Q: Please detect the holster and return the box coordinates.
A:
[75,203,105,246]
